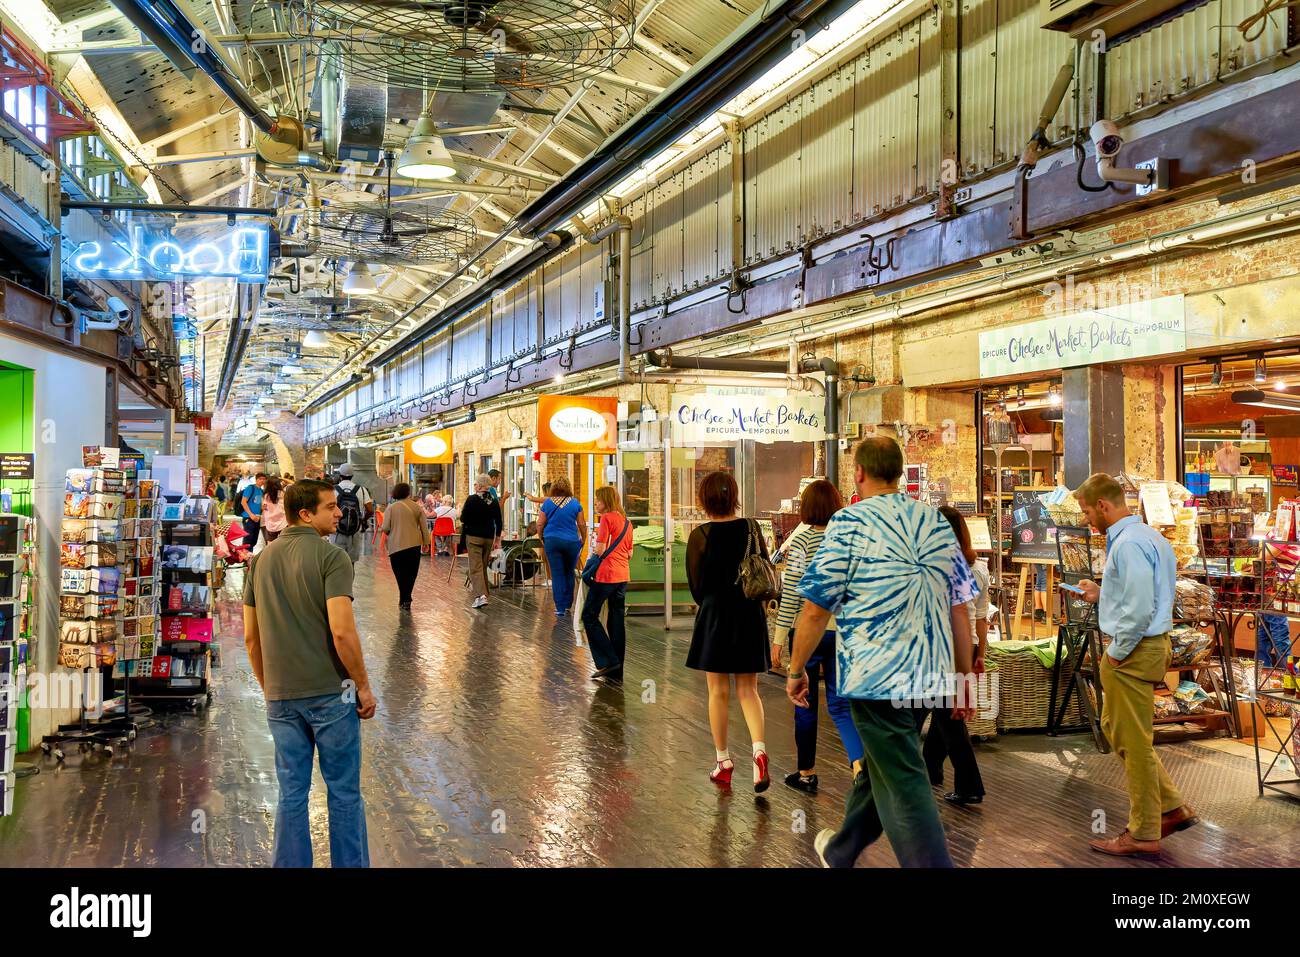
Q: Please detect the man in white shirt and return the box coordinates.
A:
[329,464,374,563]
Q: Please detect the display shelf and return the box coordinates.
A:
[1256,689,1300,706]
[1154,710,1230,725]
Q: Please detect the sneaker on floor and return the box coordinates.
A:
[784,771,818,793]
[471,595,487,609]
[813,828,836,868]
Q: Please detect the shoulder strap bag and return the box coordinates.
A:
[736,518,781,602]
[581,515,631,585]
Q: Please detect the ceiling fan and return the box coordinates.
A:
[326,0,538,55]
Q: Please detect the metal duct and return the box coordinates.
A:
[319,42,344,162]
[363,230,575,371]
[515,0,863,238]
[338,74,389,163]
[646,348,789,374]
[112,0,275,134]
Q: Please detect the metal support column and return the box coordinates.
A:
[1062,364,1126,486]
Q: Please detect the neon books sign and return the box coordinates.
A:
[68,223,270,281]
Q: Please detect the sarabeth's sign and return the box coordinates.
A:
[404,429,454,464]
[536,395,618,453]
[670,392,825,444]
[978,294,1186,378]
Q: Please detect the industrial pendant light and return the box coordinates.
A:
[303,330,330,349]
[395,110,455,181]
[343,262,378,295]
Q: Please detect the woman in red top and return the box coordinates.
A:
[582,486,634,681]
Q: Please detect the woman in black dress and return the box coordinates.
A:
[685,471,771,792]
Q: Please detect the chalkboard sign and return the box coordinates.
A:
[1055,525,1098,624]
[1010,486,1060,563]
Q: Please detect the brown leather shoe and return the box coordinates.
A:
[1161,805,1199,838]
[1089,830,1160,857]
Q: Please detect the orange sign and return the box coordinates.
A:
[403,429,454,464]
[536,395,618,454]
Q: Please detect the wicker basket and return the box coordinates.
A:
[989,644,1085,731]
[966,658,999,739]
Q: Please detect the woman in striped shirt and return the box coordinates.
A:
[773,479,865,792]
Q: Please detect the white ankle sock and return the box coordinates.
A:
[752,741,766,757]
[716,749,732,765]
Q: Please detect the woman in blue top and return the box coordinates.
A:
[537,476,587,617]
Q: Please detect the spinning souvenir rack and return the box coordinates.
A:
[124,494,215,705]
[1242,542,1300,803]
[44,452,142,760]
[0,506,34,813]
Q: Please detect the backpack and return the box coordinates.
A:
[336,483,363,536]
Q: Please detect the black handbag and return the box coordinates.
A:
[736,518,781,601]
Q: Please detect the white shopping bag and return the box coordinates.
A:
[573,579,584,644]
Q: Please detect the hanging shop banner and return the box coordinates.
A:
[669,392,825,445]
[404,430,455,464]
[978,295,1186,378]
[536,395,619,454]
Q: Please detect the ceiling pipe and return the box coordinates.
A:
[515,0,864,238]
[574,213,634,385]
[300,168,538,197]
[646,347,790,375]
[112,0,275,134]
[640,372,825,395]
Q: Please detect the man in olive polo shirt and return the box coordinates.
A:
[243,479,377,868]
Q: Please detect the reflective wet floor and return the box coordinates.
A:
[3,549,1298,867]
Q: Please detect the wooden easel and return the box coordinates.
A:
[1012,557,1057,641]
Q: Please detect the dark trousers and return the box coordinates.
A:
[245,520,261,549]
[823,699,953,869]
[794,631,865,771]
[922,707,985,798]
[389,546,422,604]
[582,580,628,670]
[544,539,582,614]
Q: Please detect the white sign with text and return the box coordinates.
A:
[669,392,825,444]
[978,295,1186,378]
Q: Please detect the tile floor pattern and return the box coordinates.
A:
[2,548,1298,867]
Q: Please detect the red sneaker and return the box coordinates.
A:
[754,751,770,793]
[710,760,734,787]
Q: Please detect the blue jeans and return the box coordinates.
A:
[794,630,865,771]
[266,692,369,868]
[544,538,582,614]
[1257,613,1292,667]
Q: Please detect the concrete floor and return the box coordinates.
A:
[2,547,1297,867]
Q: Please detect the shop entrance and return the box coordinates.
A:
[504,447,533,538]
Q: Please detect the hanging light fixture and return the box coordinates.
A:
[303,330,331,349]
[1210,360,1223,386]
[343,262,378,296]
[395,110,456,181]
[1255,355,1267,383]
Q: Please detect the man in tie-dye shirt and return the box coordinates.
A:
[787,437,976,868]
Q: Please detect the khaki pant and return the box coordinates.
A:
[1098,633,1185,841]
[466,535,494,599]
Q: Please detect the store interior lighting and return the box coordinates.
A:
[303,330,331,349]
[1254,355,1267,382]
[1230,387,1300,411]
[342,263,378,296]
[280,364,305,375]
[1211,360,1223,385]
[395,110,457,181]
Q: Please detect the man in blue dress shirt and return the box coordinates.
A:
[1075,472,1198,857]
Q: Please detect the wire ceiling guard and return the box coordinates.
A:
[257,298,391,334]
[292,0,637,91]
[303,200,479,265]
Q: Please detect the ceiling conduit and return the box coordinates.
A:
[515,0,865,238]
[112,0,276,134]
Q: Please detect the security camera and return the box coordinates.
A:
[1088,118,1164,189]
[1089,119,1124,159]
[106,296,131,322]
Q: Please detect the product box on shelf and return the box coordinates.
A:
[0,684,16,730]
[0,641,14,687]
[0,770,13,816]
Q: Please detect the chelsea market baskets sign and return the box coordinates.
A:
[978,294,1187,378]
[670,393,825,444]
